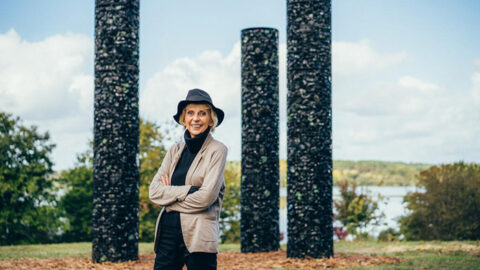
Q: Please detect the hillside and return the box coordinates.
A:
[332,160,431,186]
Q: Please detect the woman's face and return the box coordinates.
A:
[184,104,213,138]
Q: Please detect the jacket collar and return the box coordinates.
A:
[198,133,213,154]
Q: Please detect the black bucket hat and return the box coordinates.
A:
[173,88,225,126]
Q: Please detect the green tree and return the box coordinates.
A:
[334,182,383,238]
[138,119,168,241]
[399,162,480,240]
[0,112,58,244]
[220,161,241,243]
[57,147,93,242]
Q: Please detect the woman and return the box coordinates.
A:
[149,88,227,270]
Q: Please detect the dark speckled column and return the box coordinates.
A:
[93,0,139,263]
[286,0,333,258]
[241,28,280,253]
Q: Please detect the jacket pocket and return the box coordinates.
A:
[199,219,219,242]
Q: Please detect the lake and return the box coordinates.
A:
[279,186,424,243]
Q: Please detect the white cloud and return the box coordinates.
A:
[339,76,444,117]
[142,39,479,164]
[141,43,241,118]
[331,42,480,164]
[397,76,439,92]
[3,30,477,169]
[140,42,290,162]
[332,39,407,78]
[140,42,243,160]
[333,71,480,163]
[0,29,94,170]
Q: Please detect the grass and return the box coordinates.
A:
[0,242,233,259]
[334,240,480,270]
[0,242,92,259]
[1,241,480,269]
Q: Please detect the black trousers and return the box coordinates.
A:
[154,224,217,270]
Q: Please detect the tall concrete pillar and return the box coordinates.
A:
[286,0,333,258]
[93,0,140,262]
[241,28,280,253]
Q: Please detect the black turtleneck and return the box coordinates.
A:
[160,126,211,227]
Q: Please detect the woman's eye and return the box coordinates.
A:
[199,112,206,116]
[187,111,194,115]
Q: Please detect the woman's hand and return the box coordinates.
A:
[159,174,171,186]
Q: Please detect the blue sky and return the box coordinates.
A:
[1,0,479,170]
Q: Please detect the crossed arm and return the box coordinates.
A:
[149,145,228,214]
[148,146,191,206]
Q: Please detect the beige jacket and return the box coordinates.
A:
[149,134,227,253]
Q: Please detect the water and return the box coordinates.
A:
[279,186,424,243]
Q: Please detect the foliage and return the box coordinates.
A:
[57,148,93,242]
[377,227,400,242]
[0,112,59,245]
[334,181,383,237]
[138,119,168,242]
[220,161,241,243]
[399,162,480,241]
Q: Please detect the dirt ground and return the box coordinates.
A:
[0,250,401,270]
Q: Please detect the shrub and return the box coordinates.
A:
[399,162,480,240]
[220,161,241,243]
[377,228,400,242]
[333,226,348,241]
[334,182,383,238]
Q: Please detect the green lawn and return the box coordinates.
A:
[335,240,480,269]
[1,241,479,269]
[0,242,238,260]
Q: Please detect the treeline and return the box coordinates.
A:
[279,160,429,187]
[332,160,431,186]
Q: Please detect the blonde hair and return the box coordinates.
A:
[179,103,218,133]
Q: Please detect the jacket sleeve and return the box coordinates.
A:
[149,146,191,206]
[165,145,227,214]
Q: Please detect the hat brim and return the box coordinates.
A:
[173,100,224,127]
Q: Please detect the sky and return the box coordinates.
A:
[1,0,479,170]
